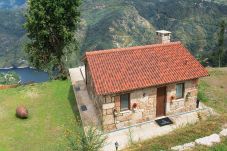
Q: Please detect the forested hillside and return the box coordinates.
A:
[0,0,227,68]
[0,8,26,68]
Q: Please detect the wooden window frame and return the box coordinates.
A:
[176,83,185,99]
[120,93,130,111]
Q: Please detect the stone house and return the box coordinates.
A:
[82,30,209,131]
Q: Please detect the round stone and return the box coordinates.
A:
[16,106,28,119]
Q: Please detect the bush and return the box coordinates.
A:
[198,81,209,102]
[66,127,106,151]
[0,72,20,85]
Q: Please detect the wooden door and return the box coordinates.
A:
[156,86,166,117]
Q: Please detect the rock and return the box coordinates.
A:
[183,142,195,149]
[195,134,221,147]
[171,145,183,151]
[219,129,227,137]
[171,142,195,151]
[16,106,28,119]
[223,123,227,128]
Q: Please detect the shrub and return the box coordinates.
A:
[198,81,209,102]
[0,72,20,85]
[66,127,106,151]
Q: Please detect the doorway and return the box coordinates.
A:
[156,86,167,117]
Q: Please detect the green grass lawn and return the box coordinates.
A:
[198,68,227,113]
[0,80,80,151]
[126,68,227,151]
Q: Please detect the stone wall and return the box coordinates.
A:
[166,79,198,115]
[101,79,199,132]
[0,84,18,90]
[102,96,116,131]
[102,87,157,131]
[85,62,104,120]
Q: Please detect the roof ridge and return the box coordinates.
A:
[85,41,182,56]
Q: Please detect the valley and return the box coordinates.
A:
[0,0,227,68]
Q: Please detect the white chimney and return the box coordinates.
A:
[156,30,171,44]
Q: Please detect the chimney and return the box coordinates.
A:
[156,30,171,44]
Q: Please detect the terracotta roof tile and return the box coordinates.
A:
[84,42,209,95]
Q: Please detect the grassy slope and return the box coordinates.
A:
[126,68,227,151]
[193,68,227,150]
[199,68,227,113]
[0,80,79,151]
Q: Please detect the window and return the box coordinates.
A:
[176,83,184,99]
[120,93,130,111]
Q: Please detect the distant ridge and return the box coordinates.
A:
[0,0,227,68]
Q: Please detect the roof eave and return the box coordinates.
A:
[80,54,87,62]
[96,75,209,96]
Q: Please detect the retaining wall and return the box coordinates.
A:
[0,84,18,90]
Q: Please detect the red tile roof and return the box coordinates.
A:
[84,42,209,95]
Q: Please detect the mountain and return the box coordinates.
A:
[79,0,227,51]
[0,0,26,68]
[0,8,26,68]
[0,0,227,68]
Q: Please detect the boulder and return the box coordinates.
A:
[195,134,220,147]
[219,129,227,137]
[16,106,28,119]
[171,145,184,151]
[171,142,195,151]
[183,142,195,150]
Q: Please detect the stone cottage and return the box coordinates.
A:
[82,30,209,131]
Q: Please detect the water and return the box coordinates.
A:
[0,0,26,9]
[0,67,50,84]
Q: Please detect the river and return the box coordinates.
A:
[0,67,49,84]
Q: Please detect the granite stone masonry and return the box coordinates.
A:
[95,79,199,131]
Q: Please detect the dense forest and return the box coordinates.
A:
[0,0,227,68]
[0,8,26,68]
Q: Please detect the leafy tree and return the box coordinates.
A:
[217,20,226,67]
[207,20,226,67]
[24,0,81,78]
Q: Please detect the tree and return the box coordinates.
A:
[217,20,226,67]
[24,0,81,78]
